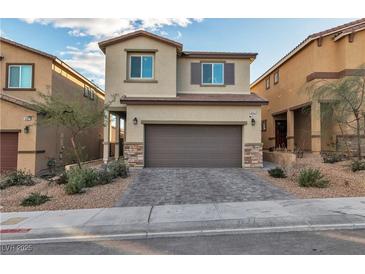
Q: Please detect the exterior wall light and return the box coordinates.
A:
[133,117,138,125]
[24,125,30,133]
[251,118,256,126]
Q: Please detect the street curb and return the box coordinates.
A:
[2,222,365,245]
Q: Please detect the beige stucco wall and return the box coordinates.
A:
[45,69,104,167]
[0,100,38,174]
[177,57,251,94]
[125,104,261,145]
[104,36,178,107]
[1,40,105,174]
[0,41,53,101]
[252,29,365,152]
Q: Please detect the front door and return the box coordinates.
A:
[275,120,287,148]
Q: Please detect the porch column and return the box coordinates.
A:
[103,110,110,163]
[311,100,321,153]
[287,109,295,151]
[114,114,120,160]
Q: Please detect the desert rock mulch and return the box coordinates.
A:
[0,175,133,212]
[254,154,365,199]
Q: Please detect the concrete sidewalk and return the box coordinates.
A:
[1,197,365,243]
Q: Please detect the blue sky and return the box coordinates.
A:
[0,18,355,88]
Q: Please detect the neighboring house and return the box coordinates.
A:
[99,30,267,168]
[251,19,365,155]
[0,37,105,175]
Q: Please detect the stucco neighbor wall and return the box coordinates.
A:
[46,69,104,169]
[1,40,105,174]
[177,57,251,94]
[124,104,262,167]
[252,29,365,154]
[104,36,178,107]
[0,41,53,101]
[0,100,38,174]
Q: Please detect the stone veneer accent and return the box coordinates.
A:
[124,143,144,168]
[244,143,263,168]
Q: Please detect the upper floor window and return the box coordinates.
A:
[274,70,279,84]
[7,64,33,89]
[129,55,154,79]
[83,85,95,100]
[202,63,224,85]
[265,77,270,90]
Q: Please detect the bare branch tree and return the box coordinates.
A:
[33,93,114,168]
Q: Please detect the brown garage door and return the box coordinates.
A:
[0,132,19,173]
[145,125,242,167]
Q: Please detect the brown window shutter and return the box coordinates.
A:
[191,63,201,85]
[224,63,235,85]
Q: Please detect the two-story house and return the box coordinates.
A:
[0,37,105,175]
[251,19,365,156]
[99,30,267,168]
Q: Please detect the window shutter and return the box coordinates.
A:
[224,63,235,85]
[191,63,201,85]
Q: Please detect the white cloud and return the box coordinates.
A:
[21,18,201,39]
[22,18,203,88]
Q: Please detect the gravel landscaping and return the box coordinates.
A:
[254,154,365,199]
[0,175,133,212]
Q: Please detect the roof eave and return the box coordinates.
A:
[98,30,183,54]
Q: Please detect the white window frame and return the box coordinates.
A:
[8,64,33,89]
[274,70,279,84]
[129,54,154,80]
[201,63,224,85]
[265,77,270,90]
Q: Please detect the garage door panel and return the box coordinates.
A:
[145,125,242,167]
[0,132,19,172]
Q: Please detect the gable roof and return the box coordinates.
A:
[99,30,183,53]
[251,18,365,88]
[0,37,104,96]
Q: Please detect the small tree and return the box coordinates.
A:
[34,93,112,168]
[308,71,365,159]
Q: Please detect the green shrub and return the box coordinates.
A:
[298,168,329,188]
[21,192,50,207]
[65,167,98,194]
[97,169,113,185]
[107,160,128,178]
[322,153,343,164]
[268,167,287,178]
[0,170,35,189]
[351,160,365,172]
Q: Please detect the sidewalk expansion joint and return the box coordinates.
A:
[147,206,154,224]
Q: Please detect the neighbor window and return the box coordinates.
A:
[265,77,270,90]
[83,86,89,97]
[274,70,279,84]
[202,63,224,85]
[129,55,153,79]
[262,120,267,132]
[7,64,33,89]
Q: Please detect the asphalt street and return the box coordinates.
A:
[2,229,365,255]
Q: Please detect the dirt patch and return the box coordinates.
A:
[255,154,365,199]
[0,175,133,212]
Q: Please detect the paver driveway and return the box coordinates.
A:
[117,168,292,207]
